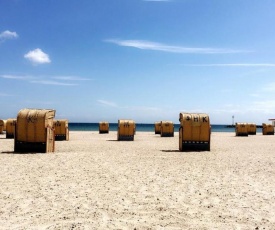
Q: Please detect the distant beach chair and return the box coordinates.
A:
[262,123,274,135]
[235,123,248,136]
[160,121,174,137]
[154,121,161,134]
[14,108,56,153]
[117,119,135,141]
[54,119,69,141]
[6,118,16,139]
[247,123,257,135]
[0,119,7,134]
[179,113,211,151]
[99,121,109,134]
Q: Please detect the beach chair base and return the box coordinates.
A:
[118,135,134,141]
[155,131,161,134]
[180,141,210,151]
[236,133,248,136]
[14,141,52,153]
[55,134,69,141]
[263,132,274,135]
[161,132,174,137]
[99,130,109,134]
[6,133,14,139]
[248,132,256,135]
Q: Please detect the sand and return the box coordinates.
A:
[0,131,274,229]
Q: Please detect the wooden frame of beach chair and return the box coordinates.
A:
[179,113,211,151]
[14,109,56,153]
[54,119,69,141]
[154,121,161,134]
[117,119,135,141]
[160,121,174,137]
[6,118,16,139]
[262,123,274,135]
[235,123,248,136]
[247,123,257,135]
[99,121,109,134]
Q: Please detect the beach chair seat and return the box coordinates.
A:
[160,121,174,137]
[54,119,69,141]
[179,113,211,151]
[247,123,257,135]
[117,119,135,141]
[262,123,274,135]
[6,118,16,139]
[14,108,56,153]
[235,123,248,136]
[99,121,109,134]
[154,121,161,134]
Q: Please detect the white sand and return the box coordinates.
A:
[0,131,274,229]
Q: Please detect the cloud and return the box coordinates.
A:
[105,39,248,54]
[182,63,275,67]
[0,74,33,80]
[1,74,85,86]
[0,30,18,41]
[24,48,51,64]
[30,80,77,86]
[261,82,275,92]
[97,100,118,107]
[52,76,91,81]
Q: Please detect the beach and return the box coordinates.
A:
[0,131,274,229]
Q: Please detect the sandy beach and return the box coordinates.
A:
[0,131,274,229]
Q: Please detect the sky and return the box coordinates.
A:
[1,0,275,124]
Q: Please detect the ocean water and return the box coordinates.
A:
[68,123,263,133]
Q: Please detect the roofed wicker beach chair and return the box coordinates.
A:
[6,118,16,139]
[99,121,109,134]
[247,123,257,135]
[160,121,174,137]
[0,119,7,134]
[262,123,274,135]
[53,119,69,141]
[117,119,135,141]
[154,121,161,134]
[179,113,211,151]
[14,108,56,153]
[235,123,248,136]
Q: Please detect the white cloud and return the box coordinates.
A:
[262,82,275,92]
[52,76,91,81]
[24,48,51,64]
[1,74,87,86]
[30,80,77,86]
[105,39,248,54]
[97,100,118,107]
[0,30,18,41]
[0,74,33,80]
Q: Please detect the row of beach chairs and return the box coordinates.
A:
[1,109,273,153]
[235,122,274,136]
[1,109,211,153]
[99,113,211,151]
[0,109,69,153]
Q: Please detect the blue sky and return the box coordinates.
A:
[1,0,275,124]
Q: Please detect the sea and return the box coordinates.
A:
[69,123,262,133]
